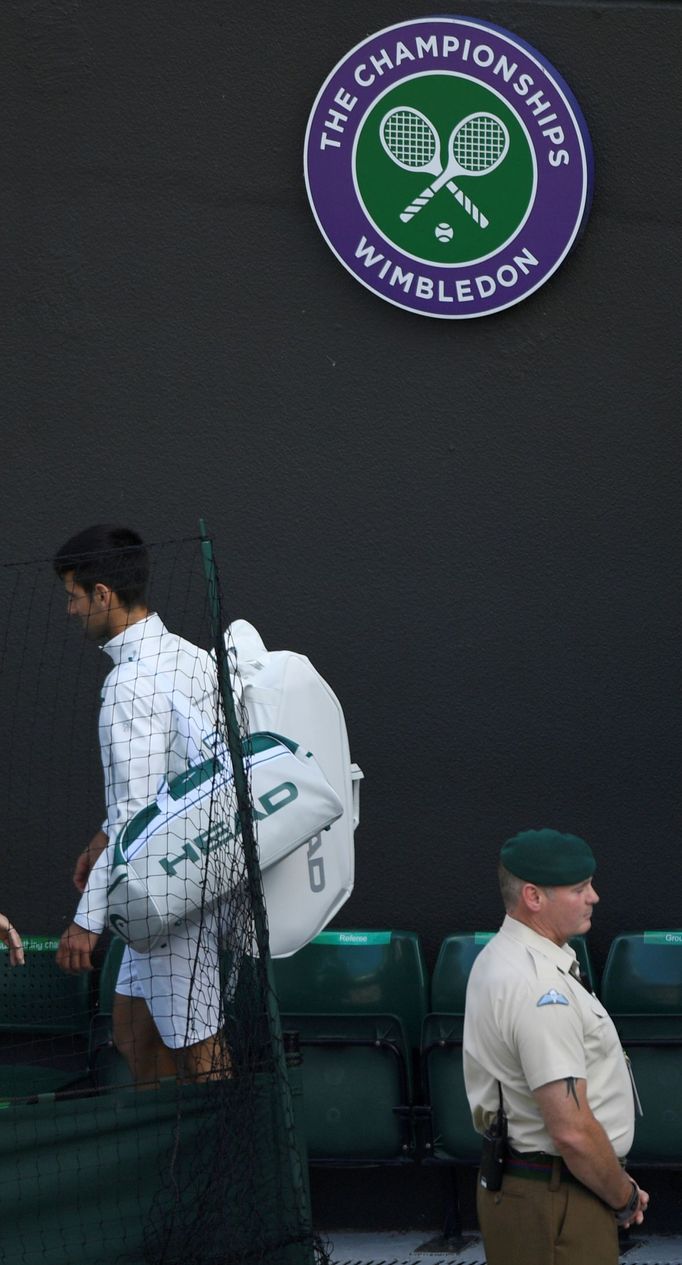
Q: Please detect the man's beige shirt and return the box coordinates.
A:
[463,915,635,1156]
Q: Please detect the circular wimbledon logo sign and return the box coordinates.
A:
[304,17,594,318]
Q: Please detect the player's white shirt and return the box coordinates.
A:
[75,613,217,934]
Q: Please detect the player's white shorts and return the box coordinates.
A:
[114,910,221,1049]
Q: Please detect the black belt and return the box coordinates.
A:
[505,1148,580,1186]
[505,1147,626,1190]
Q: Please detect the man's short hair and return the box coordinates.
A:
[498,861,525,912]
[53,525,149,610]
[498,861,556,912]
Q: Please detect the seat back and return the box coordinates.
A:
[430,932,495,1014]
[601,932,682,1166]
[429,932,596,1012]
[272,928,428,1050]
[89,936,132,1089]
[0,937,93,1099]
[422,931,596,1165]
[291,1013,410,1159]
[601,932,682,1036]
[96,936,127,1015]
[422,934,494,1163]
[0,937,92,1034]
[569,935,597,994]
[272,930,428,1162]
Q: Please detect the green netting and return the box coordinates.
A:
[0,531,325,1265]
[0,1073,310,1265]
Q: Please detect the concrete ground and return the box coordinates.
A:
[327,1229,682,1265]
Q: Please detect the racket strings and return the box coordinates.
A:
[382,110,437,167]
[452,116,506,172]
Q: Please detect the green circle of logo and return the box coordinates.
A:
[354,73,535,267]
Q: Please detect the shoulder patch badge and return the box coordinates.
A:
[537,989,570,1007]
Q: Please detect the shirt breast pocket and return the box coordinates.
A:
[584,999,622,1059]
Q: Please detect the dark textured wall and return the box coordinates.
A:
[2,0,681,1235]
[2,0,681,967]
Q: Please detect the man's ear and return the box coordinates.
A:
[92,583,113,609]
[521,882,543,913]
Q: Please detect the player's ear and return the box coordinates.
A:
[93,583,112,609]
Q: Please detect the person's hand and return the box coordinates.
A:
[0,914,24,966]
[627,1181,649,1228]
[56,922,99,973]
[617,1177,649,1228]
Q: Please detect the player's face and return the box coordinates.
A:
[62,572,111,642]
[540,878,599,946]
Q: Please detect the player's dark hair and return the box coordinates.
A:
[53,525,149,609]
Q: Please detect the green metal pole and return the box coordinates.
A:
[198,521,315,1260]
[198,522,269,961]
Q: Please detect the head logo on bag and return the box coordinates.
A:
[107,732,342,953]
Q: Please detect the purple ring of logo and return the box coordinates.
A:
[304,17,594,319]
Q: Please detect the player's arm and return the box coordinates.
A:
[0,914,24,966]
[69,681,173,948]
[101,679,174,837]
[73,828,109,893]
[534,1078,648,1224]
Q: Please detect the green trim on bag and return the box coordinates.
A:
[244,732,298,757]
[114,731,300,860]
[116,802,162,856]
[643,931,682,945]
[312,931,391,946]
[168,756,221,802]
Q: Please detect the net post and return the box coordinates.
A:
[198,521,269,961]
[197,520,315,1258]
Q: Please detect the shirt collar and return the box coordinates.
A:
[499,913,578,975]
[101,612,166,666]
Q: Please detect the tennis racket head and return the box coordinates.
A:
[380,106,441,174]
[449,112,510,175]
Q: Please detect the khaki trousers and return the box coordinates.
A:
[477,1170,619,1265]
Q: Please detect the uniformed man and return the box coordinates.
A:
[463,828,648,1265]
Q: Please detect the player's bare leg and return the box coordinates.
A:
[112,994,176,1087]
[176,1033,232,1083]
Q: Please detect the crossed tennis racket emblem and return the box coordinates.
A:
[380,107,510,228]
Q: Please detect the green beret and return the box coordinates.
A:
[500,828,596,886]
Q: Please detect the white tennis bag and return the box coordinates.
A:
[107,731,343,952]
[229,620,362,957]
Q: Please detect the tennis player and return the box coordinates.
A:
[53,525,229,1084]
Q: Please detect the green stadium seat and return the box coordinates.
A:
[272,929,428,1162]
[571,934,598,994]
[422,931,597,1163]
[88,935,133,1088]
[0,936,93,1099]
[600,931,682,1166]
[421,933,493,1164]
